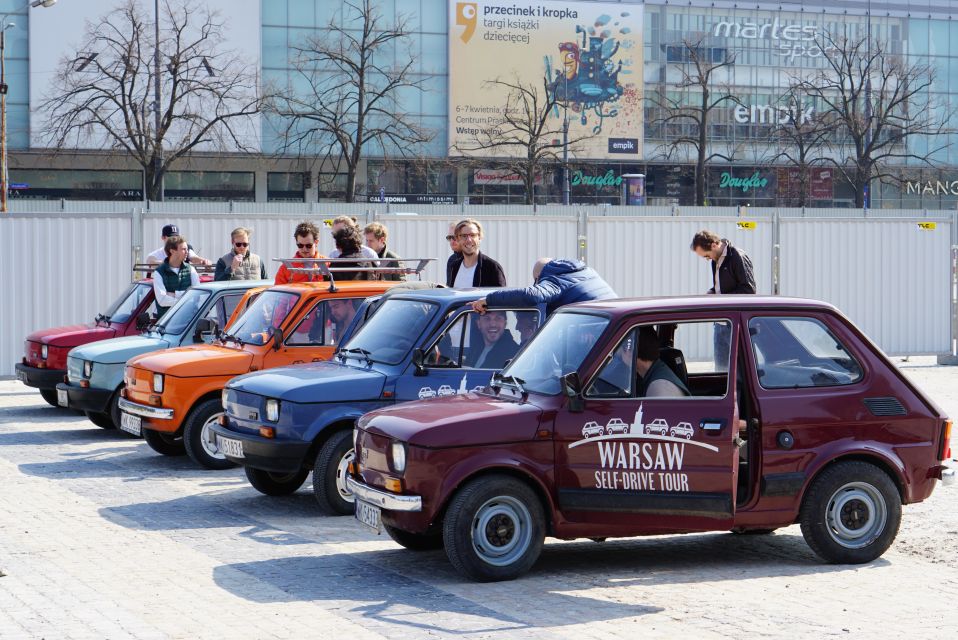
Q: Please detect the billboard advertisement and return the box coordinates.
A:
[449,0,643,161]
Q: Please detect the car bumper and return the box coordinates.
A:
[55,382,113,413]
[941,464,956,487]
[209,423,311,473]
[15,363,65,389]
[346,476,422,512]
[118,397,174,426]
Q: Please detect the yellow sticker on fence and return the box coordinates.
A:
[737,221,757,230]
[917,222,937,230]
[322,219,334,228]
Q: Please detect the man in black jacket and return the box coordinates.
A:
[446,219,507,288]
[691,230,756,370]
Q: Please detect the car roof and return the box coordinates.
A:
[267,280,403,296]
[562,295,842,317]
[380,287,504,303]
[193,279,273,292]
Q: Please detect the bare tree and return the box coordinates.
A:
[267,0,433,203]
[38,0,262,201]
[648,36,739,206]
[792,31,952,207]
[452,75,594,205]
[767,87,834,207]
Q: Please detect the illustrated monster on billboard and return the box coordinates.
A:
[545,12,632,134]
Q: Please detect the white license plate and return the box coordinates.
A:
[119,412,142,436]
[355,499,381,534]
[16,370,27,383]
[216,436,244,458]
[57,388,69,407]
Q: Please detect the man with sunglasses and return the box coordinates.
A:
[275,221,327,285]
[214,227,268,281]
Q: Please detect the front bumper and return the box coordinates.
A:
[346,476,422,511]
[15,362,65,389]
[118,397,174,430]
[209,423,312,473]
[55,382,113,413]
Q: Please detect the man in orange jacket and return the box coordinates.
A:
[274,221,327,284]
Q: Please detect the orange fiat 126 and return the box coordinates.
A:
[120,259,422,469]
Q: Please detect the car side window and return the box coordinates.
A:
[286,298,363,347]
[587,330,636,398]
[427,309,536,370]
[749,316,864,389]
[287,300,327,346]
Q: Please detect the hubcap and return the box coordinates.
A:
[825,481,887,549]
[336,449,355,503]
[470,495,533,567]
[201,412,226,459]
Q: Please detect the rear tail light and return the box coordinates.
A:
[943,420,952,460]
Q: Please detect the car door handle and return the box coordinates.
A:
[700,419,726,434]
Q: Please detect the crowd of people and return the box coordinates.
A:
[145,218,756,397]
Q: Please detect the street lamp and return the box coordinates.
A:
[1,0,58,213]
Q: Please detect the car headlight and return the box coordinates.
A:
[152,373,164,393]
[390,441,407,474]
[265,398,280,422]
[41,344,48,360]
[82,360,92,378]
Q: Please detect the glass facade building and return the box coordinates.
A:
[3,0,958,206]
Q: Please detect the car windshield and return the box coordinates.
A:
[341,298,438,365]
[499,312,610,396]
[154,289,212,336]
[225,291,300,346]
[102,283,151,324]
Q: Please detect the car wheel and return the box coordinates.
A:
[442,474,546,582]
[384,524,443,551]
[85,410,116,430]
[143,428,186,456]
[245,467,309,496]
[312,430,354,515]
[39,389,61,409]
[799,461,901,564]
[183,398,235,470]
[669,429,675,437]
[108,390,129,436]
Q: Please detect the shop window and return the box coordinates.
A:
[268,172,306,202]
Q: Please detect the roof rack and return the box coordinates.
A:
[133,263,216,276]
[272,257,434,292]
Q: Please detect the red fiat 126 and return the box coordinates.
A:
[348,296,954,582]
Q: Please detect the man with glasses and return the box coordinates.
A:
[446,219,507,288]
[275,221,327,285]
[214,227,268,281]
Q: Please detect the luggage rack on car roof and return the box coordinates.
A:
[132,263,216,278]
[273,257,434,292]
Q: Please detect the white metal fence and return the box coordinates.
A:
[1,204,955,376]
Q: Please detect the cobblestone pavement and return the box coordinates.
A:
[1,358,957,639]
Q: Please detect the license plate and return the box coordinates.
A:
[16,370,27,383]
[355,499,381,534]
[216,436,244,458]
[119,412,142,436]
[57,388,69,407]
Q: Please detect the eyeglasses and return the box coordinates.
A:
[458,233,479,240]
[296,243,313,249]
[234,242,249,247]
[445,235,455,241]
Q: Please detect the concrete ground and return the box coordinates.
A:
[0,358,956,639]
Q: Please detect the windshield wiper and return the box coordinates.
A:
[492,372,527,398]
[220,331,245,347]
[94,312,111,325]
[338,347,373,366]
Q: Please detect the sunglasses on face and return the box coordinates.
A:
[234,242,249,247]
[445,235,455,241]
[296,243,313,249]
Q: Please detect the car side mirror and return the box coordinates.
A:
[411,348,427,377]
[194,317,215,342]
[561,372,585,413]
[271,325,285,351]
[135,312,151,330]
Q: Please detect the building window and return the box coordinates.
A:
[267,172,305,202]
[164,171,254,201]
[7,169,143,200]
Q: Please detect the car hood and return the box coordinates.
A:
[361,394,545,448]
[128,344,254,378]
[27,323,117,348]
[71,335,171,365]
[228,360,387,404]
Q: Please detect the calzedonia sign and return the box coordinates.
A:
[719,171,769,193]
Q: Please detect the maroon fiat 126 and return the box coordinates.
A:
[348,296,954,582]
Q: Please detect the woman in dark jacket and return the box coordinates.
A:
[332,226,378,280]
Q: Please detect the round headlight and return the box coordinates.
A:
[266,398,280,422]
[40,344,48,360]
[390,442,407,474]
[82,361,92,378]
[152,373,164,393]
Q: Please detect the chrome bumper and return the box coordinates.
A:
[346,476,422,512]
[941,466,956,487]
[118,397,174,420]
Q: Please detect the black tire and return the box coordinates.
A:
[245,467,309,496]
[311,430,354,515]
[143,427,186,456]
[442,474,546,582]
[85,410,116,430]
[108,390,129,436]
[39,389,61,408]
[384,524,443,551]
[799,461,901,564]
[183,398,235,470]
